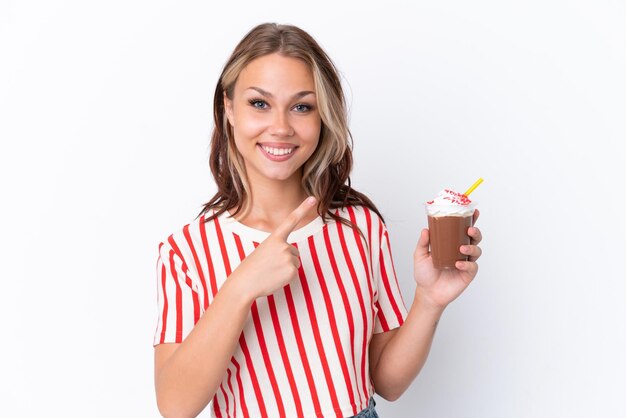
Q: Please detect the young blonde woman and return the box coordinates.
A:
[153,23,483,418]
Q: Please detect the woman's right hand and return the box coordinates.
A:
[231,196,318,301]
[154,199,317,417]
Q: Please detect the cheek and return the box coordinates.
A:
[233,111,268,139]
[296,118,322,144]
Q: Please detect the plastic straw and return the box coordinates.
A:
[464,177,484,196]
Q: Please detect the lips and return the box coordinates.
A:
[261,145,294,156]
[257,143,298,161]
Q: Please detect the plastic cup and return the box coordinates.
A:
[425,202,476,269]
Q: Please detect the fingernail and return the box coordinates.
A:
[306,196,316,205]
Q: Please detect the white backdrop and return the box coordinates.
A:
[1,0,625,417]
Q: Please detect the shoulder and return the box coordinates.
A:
[157,210,219,266]
[334,205,385,228]
[332,205,387,245]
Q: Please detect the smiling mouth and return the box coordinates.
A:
[257,143,298,161]
[261,145,294,156]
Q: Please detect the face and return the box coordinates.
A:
[223,53,321,186]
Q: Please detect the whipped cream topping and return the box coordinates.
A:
[425,188,475,216]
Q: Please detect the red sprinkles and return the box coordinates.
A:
[426,189,472,205]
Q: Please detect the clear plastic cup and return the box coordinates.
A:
[425,203,476,269]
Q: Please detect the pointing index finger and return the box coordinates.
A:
[272,196,317,241]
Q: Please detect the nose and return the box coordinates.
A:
[269,111,294,137]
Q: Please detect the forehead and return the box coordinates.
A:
[236,53,315,93]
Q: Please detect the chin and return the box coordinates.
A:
[260,167,301,182]
[266,173,297,181]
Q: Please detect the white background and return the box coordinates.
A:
[1,0,625,417]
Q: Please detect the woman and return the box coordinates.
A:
[153,23,482,418]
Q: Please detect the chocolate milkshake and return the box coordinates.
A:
[425,189,476,269]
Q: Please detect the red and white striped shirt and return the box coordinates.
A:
[154,205,408,418]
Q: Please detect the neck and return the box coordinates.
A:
[235,173,316,232]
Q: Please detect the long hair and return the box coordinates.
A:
[197,23,384,229]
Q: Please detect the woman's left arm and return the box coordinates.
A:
[370,211,483,401]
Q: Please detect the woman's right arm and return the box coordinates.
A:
[154,197,318,418]
[154,272,254,418]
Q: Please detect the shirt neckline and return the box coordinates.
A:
[218,209,328,244]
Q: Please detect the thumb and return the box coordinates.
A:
[272,196,318,241]
[414,228,430,261]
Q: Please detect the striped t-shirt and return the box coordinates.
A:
[154,205,408,418]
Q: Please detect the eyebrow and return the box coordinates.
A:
[246,86,315,99]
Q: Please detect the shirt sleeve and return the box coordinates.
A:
[373,224,408,334]
[153,239,202,346]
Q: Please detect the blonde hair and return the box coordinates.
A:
[198,23,383,227]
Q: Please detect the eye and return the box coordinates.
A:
[293,103,312,113]
[248,99,268,110]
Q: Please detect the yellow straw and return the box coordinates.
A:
[464,177,484,196]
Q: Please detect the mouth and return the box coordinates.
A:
[257,143,298,161]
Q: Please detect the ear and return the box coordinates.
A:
[223,92,234,125]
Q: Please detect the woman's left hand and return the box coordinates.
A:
[412,209,483,310]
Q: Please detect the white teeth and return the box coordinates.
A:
[262,146,294,156]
